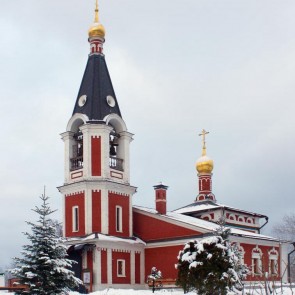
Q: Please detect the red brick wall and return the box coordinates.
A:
[155,189,166,215]
[91,136,101,176]
[101,249,108,284]
[145,245,183,280]
[241,243,280,281]
[133,211,202,242]
[135,252,141,284]
[199,175,211,194]
[87,250,94,292]
[112,251,131,284]
[108,193,130,237]
[92,190,101,233]
[65,192,85,237]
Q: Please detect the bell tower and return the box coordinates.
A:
[58,2,136,239]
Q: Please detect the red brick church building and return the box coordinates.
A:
[58,3,289,291]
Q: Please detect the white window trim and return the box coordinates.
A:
[238,245,245,265]
[268,248,279,276]
[252,247,263,276]
[269,258,278,276]
[117,259,126,277]
[72,206,79,232]
[116,206,123,232]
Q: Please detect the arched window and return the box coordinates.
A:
[247,217,254,224]
[229,214,236,221]
[67,115,87,171]
[105,114,127,172]
[238,216,245,223]
[201,214,212,221]
[252,246,263,276]
[198,195,205,201]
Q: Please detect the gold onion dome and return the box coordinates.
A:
[88,1,105,38]
[88,23,105,38]
[196,129,214,174]
[196,153,214,174]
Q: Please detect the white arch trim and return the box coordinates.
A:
[66,113,89,132]
[246,217,254,224]
[238,216,245,222]
[252,245,262,258]
[268,247,278,257]
[104,114,127,133]
[200,214,212,221]
[228,213,236,221]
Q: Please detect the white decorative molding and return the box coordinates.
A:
[66,113,89,132]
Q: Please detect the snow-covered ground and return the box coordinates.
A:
[68,287,295,295]
[1,286,295,294]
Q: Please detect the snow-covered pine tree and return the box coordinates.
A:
[10,190,82,294]
[176,224,248,295]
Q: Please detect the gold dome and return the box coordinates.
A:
[88,0,105,39]
[196,129,214,174]
[196,154,214,174]
[88,23,105,38]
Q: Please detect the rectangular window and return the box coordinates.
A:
[116,206,123,232]
[253,258,261,275]
[270,259,277,275]
[117,259,125,277]
[72,206,79,232]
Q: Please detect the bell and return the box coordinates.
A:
[112,137,119,146]
[110,145,116,156]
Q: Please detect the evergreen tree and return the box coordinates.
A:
[176,225,248,295]
[10,191,82,294]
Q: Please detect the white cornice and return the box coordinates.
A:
[58,180,137,196]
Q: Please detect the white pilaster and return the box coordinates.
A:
[280,242,289,282]
[60,131,75,183]
[118,131,133,183]
[129,196,133,237]
[85,187,92,234]
[94,248,101,288]
[101,189,109,234]
[130,251,135,285]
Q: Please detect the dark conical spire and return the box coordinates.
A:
[72,4,121,121]
[72,54,121,121]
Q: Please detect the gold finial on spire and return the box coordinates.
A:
[199,129,209,156]
[196,129,214,174]
[94,0,99,23]
[88,0,105,39]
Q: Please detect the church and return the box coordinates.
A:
[58,2,289,292]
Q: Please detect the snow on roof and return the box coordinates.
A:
[133,205,279,242]
[174,202,218,214]
[229,227,279,241]
[166,211,218,231]
[133,205,158,214]
[173,201,267,218]
[66,233,146,246]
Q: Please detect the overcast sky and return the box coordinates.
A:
[0,0,295,269]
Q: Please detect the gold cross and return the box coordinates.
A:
[199,129,209,150]
[94,0,99,23]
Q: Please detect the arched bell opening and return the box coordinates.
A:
[67,116,87,171]
[108,124,123,171]
[104,114,127,172]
